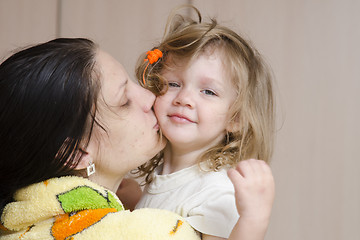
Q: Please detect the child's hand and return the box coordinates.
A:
[227,159,275,222]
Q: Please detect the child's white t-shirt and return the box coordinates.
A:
[136,163,239,238]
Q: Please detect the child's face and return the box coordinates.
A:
[154,50,237,151]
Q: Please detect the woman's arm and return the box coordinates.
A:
[116,177,143,211]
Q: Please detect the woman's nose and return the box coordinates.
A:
[173,89,194,108]
[135,83,156,112]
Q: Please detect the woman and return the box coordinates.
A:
[0,38,200,239]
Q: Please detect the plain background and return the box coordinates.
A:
[1,0,359,239]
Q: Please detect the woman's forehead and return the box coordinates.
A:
[96,50,128,104]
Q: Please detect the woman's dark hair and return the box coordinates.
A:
[0,38,99,210]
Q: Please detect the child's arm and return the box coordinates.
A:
[228,159,275,240]
[203,159,275,240]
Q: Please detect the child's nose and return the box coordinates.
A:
[173,89,194,108]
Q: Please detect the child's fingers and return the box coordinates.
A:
[253,160,274,180]
[260,160,272,173]
[235,159,255,177]
[235,159,265,177]
[234,159,274,187]
[227,167,244,186]
[229,159,274,190]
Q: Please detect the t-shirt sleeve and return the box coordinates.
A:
[181,183,239,238]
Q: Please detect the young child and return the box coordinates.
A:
[133,6,275,240]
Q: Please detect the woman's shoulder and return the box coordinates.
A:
[0,176,200,240]
[1,176,123,231]
[0,206,200,240]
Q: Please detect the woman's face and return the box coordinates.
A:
[87,50,165,189]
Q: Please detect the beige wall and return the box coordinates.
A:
[0,0,58,60]
[1,0,359,239]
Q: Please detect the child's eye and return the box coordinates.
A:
[168,82,180,88]
[201,89,217,96]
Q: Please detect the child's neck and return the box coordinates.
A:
[161,144,204,175]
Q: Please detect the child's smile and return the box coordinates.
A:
[168,112,196,124]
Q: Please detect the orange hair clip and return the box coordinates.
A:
[142,49,163,85]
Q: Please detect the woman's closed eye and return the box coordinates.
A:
[121,100,131,107]
[119,96,131,108]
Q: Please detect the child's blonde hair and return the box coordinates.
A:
[135,6,275,184]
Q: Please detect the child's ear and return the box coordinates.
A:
[226,113,242,133]
[226,120,241,133]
